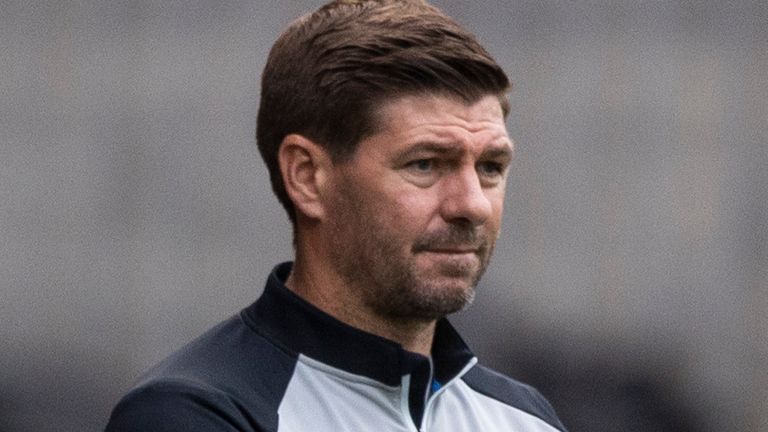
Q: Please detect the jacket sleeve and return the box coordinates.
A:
[105,378,258,432]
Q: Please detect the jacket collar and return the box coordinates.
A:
[241,262,475,387]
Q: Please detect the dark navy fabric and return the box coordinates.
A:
[106,315,297,431]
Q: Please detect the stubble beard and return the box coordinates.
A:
[328,187,496,322]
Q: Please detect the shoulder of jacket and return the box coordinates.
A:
[461,364,567,432]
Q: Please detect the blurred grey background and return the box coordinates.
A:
[1,1,766,431]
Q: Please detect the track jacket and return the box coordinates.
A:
[106,262,567,432]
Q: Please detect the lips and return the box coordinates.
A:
[423,248,479,254]
[411,227,487,255]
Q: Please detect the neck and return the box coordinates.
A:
[286,237,437,357]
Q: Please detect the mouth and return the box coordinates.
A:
[418,248,483,263]
[412,228,487,256]
[417,248,482,278]
[422,248,479,255]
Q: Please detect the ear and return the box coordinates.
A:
[278,134,333,221]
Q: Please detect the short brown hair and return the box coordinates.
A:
[256,0,511,224]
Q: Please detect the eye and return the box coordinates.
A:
[477,161,505,178]
[406,159,434,173]
[401,158,440,187]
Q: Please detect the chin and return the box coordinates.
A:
[416,279,477,316]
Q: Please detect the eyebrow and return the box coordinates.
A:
[401,140,515,160]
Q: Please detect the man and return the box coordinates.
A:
[106,1,567,431]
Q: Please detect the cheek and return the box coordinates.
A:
[369,171,439,222]
[488,193,506,231]
[392,191,440,224]
[491,189,506,213]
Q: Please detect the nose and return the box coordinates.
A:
[439,167,493,227]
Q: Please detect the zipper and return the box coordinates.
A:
[418,358,435,432]
[419,357,478,431]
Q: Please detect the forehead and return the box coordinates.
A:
[367,94,511,153]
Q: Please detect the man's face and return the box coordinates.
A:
[325,94,513,321]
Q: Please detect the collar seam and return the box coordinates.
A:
[238,310,297,358]
[296,354,402,391]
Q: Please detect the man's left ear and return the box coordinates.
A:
[278,134,333,221]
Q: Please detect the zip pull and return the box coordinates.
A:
[430,379,442,395]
